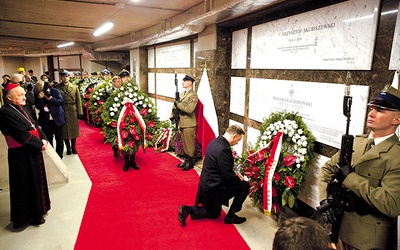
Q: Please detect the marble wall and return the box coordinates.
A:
[145,0,399,158]
[214,0,399,157]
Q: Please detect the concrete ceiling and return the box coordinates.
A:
[0,0,283,57]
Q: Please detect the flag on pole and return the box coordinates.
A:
[196,68,219,157]
[391,70,399,89]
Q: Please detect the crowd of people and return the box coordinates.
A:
[0,67,154,231]
[1,66,400,250]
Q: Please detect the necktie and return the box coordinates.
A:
[364,138,374,153]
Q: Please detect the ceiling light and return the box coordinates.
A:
[93,22,114,37]
[57,42,75,48]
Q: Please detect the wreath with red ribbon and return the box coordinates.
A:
[101,80,160,153]
[236,111,315,215]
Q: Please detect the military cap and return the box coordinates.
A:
[75,71,82,75]
[368,85,400,111]
[118,69,130,77]
[183,75,195,83]
[101,69,110,75]
[91,71,98,76]
[59,70,70,76]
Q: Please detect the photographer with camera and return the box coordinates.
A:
[319,85,400,250]
[35,79,66,158]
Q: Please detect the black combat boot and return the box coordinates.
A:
[112,145,119,157]
[129,153,140,170]
[177,154,188,168]
[123,154,130,172]
[71,138,77,154]
[182,156,194,171]
[65,140,71,155]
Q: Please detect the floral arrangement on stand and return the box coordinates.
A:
[80,77,103,100]
[80,77,103,123]
[154,120,174,152]
[237,110,315,215]
[89,80,113,126]
[101,81,160,154]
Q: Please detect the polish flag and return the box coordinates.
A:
[196,69,219,157]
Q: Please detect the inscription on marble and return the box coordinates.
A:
[250,0,379,70]
[155,43,191,68]
[248,79,369,148]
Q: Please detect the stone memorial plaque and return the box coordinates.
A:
[248,78,369,148]
[230,77,246,116]
[250,0,380,70]
[155,42,191,68]
[232,29,248,69]
[154,73,185,98]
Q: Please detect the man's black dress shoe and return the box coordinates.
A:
[177,161,187,168]
[123,164,129,172]
[131,163,140,170]
[224,215,246,224]
[12,222,28,230]
[30,218,46,226]
[178,205,191,227]
[181,164,194,171]
[66,149,71,155]
[71,149,77,154]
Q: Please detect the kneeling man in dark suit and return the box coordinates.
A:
[178,125,250,226]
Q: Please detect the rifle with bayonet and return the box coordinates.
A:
[317,71,354,243]
[171,73,180,131]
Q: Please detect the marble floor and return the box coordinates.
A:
[0,152,279,250]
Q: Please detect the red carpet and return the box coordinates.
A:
[74,121,250,249]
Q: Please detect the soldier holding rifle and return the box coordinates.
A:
[173,75,198,171]
[319,85,400,250]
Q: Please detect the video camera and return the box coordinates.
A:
[43,80,52,98]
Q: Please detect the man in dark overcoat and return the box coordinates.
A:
[0,83,50,230]
[178,125,250,226]
[319,85,400,249]
[56,70,83,155]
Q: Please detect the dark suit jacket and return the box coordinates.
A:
[196,135,243,206]
[319,134,400,249]
[35,87,66,127]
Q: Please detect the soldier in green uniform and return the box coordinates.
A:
[56,70,83,155]
[319,85,400,250]
[175,75,198,171]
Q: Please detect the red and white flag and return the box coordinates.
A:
[196,69,219,157]
[391,71,400,137]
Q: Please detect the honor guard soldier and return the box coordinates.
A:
[175,75,199,171]
[319,85,400,249]
[118,69,131,83]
